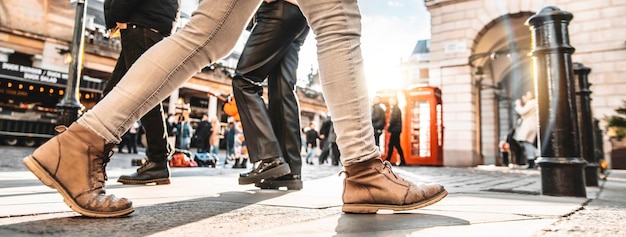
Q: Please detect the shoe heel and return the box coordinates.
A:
[23,156,56,189]
[342,204,379,214]
[256,179,303,190]
[154,178,171,185]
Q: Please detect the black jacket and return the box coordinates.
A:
[371,103,386,130]
[305,129,319,147]
[104,0,179,36]
[194,120,212,141]
[387,106,402,133]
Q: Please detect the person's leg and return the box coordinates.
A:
[393,133,406,165]
[233,1,308,185]
[129,133,138,153]
[305,146,313,164]
[374,131,381,148]
[24,0,263,218]
[298,0,446,213]
[385,134,396,162]
[114,28,173,185]
[318,142,330,164]
[259,22,309,189]
[80,0,262,144]
[331,142,340,166]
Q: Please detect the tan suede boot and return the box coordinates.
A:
[342,158,447,213]
[23,123,134,217]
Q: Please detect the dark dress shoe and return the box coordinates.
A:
[238,157,290,185]
[118,160,170,185]
[255,174,303,190]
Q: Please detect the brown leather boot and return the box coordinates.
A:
[23,123,134,217]
[342,158,447,213]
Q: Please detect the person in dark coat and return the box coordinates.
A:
[318,116,340,165]
[194,114,213,153]
[385,96,406,166]
[371,96,386,148]
[304,122,319,165]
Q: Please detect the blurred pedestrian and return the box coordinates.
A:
[385,96,406,166]
[232,119,248,169]
[225,122,236,165]
[304,122,319,165]
[514,91,538,169]
[23,0,446,218]
[319,116,340,166]
[371,96,386,149]
[175,111,193,150]
[127,121,140,154]
[194,114,212,153]
[209,116,221,155]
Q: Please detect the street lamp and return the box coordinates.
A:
[57,0,87,126]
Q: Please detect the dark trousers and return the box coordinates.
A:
[232,1,309,175]
[386,131,406,164]
[128,133,138,154]
[319,141,340,165]
[103,26,171,162]
[374,129,383,148]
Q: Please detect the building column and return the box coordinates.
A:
[208,96,218,118]
[0,47,14,62]
[168,89,180,115]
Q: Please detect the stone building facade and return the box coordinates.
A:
[422,0,626,166]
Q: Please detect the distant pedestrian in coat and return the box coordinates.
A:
[371,96,386,149]
[385,96,406,166]
[319,116,340,166]
[209,117,221,155]
[127,121,140,154]
[514,91,538,169]
[305,122,319,165]
[194,114,212,153]
[225,122,236,163]
[176,113,193,150]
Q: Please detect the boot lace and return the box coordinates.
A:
[93,146,115,183]
[382,160,409,182]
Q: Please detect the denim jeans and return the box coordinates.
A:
[78,0,380,166]
[305,146,315,164]
[103,26,171,162]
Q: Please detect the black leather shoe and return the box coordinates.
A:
[255,174,302,190]
[118,160,170,185]
[238,157,290,185]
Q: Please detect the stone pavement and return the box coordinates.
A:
[0,145,624,236]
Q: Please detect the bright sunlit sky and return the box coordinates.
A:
[297,0,431,92]
[181,0,431,92]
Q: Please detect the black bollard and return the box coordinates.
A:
[526,6,586,197]
[574,62,599,186]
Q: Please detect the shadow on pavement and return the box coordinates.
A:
[0,190,289,236]
[333,212,468,236]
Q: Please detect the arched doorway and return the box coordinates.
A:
[469,12,534,165]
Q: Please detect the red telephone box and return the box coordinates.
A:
[379,86,443,166]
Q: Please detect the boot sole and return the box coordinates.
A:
[117,178,171,185]
[23,156,135,218]
[342,189,448,214]
[255,179,303,190]
[238,163,290,185]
